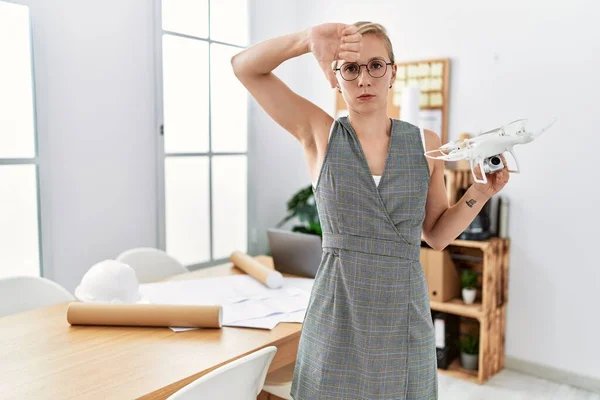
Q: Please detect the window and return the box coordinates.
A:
[0,1,42,278]
[155,0,249,268]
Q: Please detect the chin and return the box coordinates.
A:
[351,100,385,114]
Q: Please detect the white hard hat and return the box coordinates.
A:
[75,259,142,304]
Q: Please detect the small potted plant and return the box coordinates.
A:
[275,184,322,237]
[460,334,479,370]
[461,269,477,304]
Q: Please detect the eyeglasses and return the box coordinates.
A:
[334,59,393,81]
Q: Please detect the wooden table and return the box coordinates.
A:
[0,257,302,399]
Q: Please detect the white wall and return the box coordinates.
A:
[249,0,600,385]
[11,0,158,292]
[247,0,312,254]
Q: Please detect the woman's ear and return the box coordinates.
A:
[390,64,397,87]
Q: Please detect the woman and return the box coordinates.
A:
[232,21,508,400]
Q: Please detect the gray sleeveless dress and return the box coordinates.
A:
[290,116,438,399]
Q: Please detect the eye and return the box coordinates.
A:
[343,63,358,73]
[369,60,384,70]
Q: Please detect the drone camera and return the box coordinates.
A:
[483,156,504,174]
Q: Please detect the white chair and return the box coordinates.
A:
[262,363,294,399]
[167,346,277,400]
[0,276,74,317]
[115,247,188,283]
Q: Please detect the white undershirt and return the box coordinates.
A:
[312,125,426,188]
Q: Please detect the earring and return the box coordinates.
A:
[337,86,342,93]
[389,83,392,89]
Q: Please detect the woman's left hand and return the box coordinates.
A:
[472,154,510,199]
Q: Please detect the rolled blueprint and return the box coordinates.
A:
[66,302,222,328]
[230,251,283,289]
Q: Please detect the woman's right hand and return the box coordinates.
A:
[307,23,362,88]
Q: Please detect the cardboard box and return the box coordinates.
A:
[420,247,460,302]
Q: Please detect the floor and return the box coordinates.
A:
[439,369,600,400]
[260,369,600,400]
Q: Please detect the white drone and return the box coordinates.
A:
[424,118,556,184]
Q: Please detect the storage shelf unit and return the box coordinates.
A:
[423,163,511,386]
[422,235,509,384]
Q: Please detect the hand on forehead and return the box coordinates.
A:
[337,34,390,66]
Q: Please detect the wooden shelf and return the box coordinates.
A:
[430,299,484,320]
[422,236,509,385]
[421,235,507,250]
[438,358,479,384]
[447,238,492,250]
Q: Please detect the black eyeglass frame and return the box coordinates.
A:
[333,59,394,81]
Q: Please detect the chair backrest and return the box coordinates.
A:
[115,248,188,283]
[167,346,278,400]
[0,276,74,317]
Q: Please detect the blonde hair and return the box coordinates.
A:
[352,21,395,65]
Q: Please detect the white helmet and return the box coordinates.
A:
[75,259,142,304]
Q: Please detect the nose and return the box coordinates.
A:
[357,66,372,87]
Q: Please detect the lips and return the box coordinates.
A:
[358,94,375,99]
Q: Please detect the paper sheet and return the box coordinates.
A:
[140,275,313,304]
[224,309,308,330]
[280,309,307,323]
[138,275,315,331]
[282,277,315,294]
[171,309,309,332]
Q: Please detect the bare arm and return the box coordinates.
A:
[421,130,509,250]
[230,29,333,147]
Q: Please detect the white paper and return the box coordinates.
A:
[139,275,306,305]
[401,86,420,126]
[224,291,310,324]
[225,314,283,330]
[138,274,316,331]
[170,326,201,332]
[227,286,304,304]
[434,318,446,348]
[259,294,310,314]
[226,309,308,330]
[280,309,307,323]
[170,309,309,332]
[419,109,443,137]
[281,277,315,294]
[223,301,278,324]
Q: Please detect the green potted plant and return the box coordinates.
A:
[275,184,322,237]
[459,334,479,370]
[461,269,478,304]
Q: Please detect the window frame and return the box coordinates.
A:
[0,0,45,278]
[153,0,250,270]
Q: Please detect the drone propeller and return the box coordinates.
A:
[438,139,463,152]
[532,117,557,138]
[424,147,470,161]
[502,119,528,136]
[476,119,528,138]
[476,126,504,137]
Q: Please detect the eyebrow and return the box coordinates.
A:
[335,57,389,69]
[345,57,388,64]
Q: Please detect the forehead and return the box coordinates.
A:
[358,34,388,61]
